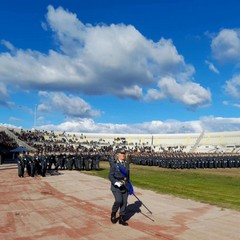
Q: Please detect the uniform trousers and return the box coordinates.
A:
[111,190,128,216]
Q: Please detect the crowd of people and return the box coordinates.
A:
[130,152,240,169]
[1,128,240,171]
[17,152,102,178]
[0,131,18,163]
[9,128,115,154]
[0,131,17,149]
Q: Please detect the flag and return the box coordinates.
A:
[116,163,134,195]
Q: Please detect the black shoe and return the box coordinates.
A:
[119,215,128,226]
[111,212,118,224]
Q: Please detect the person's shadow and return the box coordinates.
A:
[125,200,142,221]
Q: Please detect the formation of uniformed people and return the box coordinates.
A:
[17,151,101,178]
[130,152,240,169]
[16,149,240,178]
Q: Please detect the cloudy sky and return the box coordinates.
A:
[1,0,240,134]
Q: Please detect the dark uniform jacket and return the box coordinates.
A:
[109,159,130,193]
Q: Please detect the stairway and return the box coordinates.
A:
[189,131,205,153]
[0,126,36,152]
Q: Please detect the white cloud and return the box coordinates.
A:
[200,116,240,132]
[35,116,240,134]
[37,118,201,134]
[144,88,165,101]
[121,85,143,99]
[233,103,240,108]
[37,118,129,133]
[205,60,219,74]
[1,40,15,52]
[146,76,211,108]
[9,117,22,122]
[45,5,87,56]
[212,29,240,102]
[0,82,8,99]
[0,123,22,129]
[0,5,209,108]
[0,82,10,106]
[224,75,240,98]
[211,29,240,63]
[38,91,101,118]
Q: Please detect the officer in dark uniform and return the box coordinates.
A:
[109,149,130,226]
[40,155,47,177]
[17,152,25,177]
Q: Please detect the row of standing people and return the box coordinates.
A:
[130,153,240,169]
[17,152,101,177]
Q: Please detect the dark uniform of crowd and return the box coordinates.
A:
[17,152,101,178]
[130,153,240,169]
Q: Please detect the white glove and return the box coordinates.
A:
[114,181,123,187]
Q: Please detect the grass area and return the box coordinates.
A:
[84,161,240,211]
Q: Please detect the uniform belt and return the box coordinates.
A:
[116,177,127,181]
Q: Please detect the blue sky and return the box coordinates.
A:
[1,0,240,134]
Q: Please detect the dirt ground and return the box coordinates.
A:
[1,163,240,240]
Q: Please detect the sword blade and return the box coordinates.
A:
[132,193,152,214]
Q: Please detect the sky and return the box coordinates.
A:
[1,0,240,134]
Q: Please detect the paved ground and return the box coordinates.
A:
[0,163,240,240]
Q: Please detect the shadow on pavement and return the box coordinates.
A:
[125,200,142,220]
